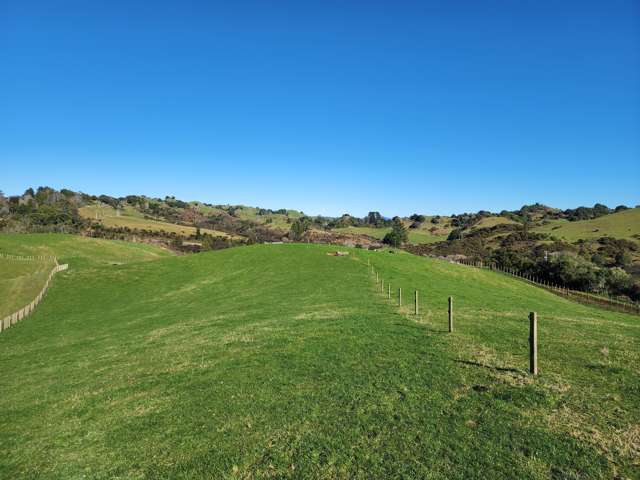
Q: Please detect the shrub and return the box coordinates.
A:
[383,217,408,247]
[289,217,311,241]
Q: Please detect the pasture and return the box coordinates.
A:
[0,256,56,318]
[0,233,173,270]
[79,204,237,239]
[334,226,448,244]
[0,238,638,478]
[533,207,640,242]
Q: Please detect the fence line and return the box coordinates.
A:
[447,257,640,316]
[365,251,635,377]
[1,263,68,333]
[0,252,57,262]
[367,260,540,375]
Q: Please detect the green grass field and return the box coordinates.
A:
[79,204,238,238]
[334,226,447,244]
[232,205,303,231]
[0,257,56,318]
[471,216,519,230]
[533,207,640,242]
[0,233,173,270]
[0,235,637,478]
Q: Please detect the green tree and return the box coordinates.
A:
[447,228,463,241]
[383,217,408,247]
[366,211,383,226]
[290,217,311,241]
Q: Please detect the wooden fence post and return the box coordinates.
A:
[529,312,538,375]
[388,283,391,299]
[398,288,402,306]
[414,290,419,315]
[448,296,453,332]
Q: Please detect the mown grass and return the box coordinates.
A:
[0,257,56,318]
[0,233,173,270]
[533,207,640,242]
[0,241,638,478]
[79,204,238,238]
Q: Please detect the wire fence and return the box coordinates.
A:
[445,257,640,316]
[363,249,640,376]
[0,252,57,261]
[1,261,68,334]
[365,257,540,375]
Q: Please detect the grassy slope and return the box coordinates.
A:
[471,216,519,229]
[233,206,302,231]
[334,226,389,239]
[0,257,56,318]
[334,226,447,244]
[533,207,640,242]
[0,234,173,270]
[0,242,637,478]
[79,204,237,238]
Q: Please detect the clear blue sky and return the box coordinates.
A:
[2,0,639,216]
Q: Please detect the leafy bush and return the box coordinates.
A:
[383,217,408,247]
[447,229,462,241]
[289,217,311,241]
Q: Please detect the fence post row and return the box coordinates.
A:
[456,256,638,315]
[529,312,538,375]
[0,263,68,335]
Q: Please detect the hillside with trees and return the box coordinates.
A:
[1,188,637,301]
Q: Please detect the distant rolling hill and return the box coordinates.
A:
[79,204,240,239]
[533,207,640,242]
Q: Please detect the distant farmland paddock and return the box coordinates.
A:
[230,205,303,231]
[334,226,448,244]
[469,216,519,230]
[0,236,637,478]
[533,207,640,241]
[0,233,174,270]
[79,204,240,238]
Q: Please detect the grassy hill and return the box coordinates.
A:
[470,216,519,230]
[0,256,56,318]
[335,226,448,244]
[0,238,637,478]
[231,205,304,231]
[0,233,173,270]
[0,235,172,318]
[79,204,238,238]
[533,207,640,242]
